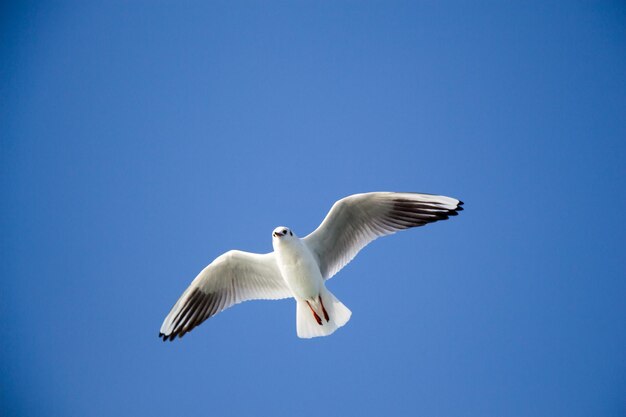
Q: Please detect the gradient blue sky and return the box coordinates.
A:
[1,2,625,416]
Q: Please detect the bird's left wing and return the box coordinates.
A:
[159,250,291,341]
[303,192,463,279]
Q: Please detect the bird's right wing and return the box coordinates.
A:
[303,192,463,279]
[159,250,291,341]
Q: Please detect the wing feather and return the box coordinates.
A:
[159,250,290,341]
[303,192,463,279]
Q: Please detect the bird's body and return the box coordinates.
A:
[273,228,321,301]
[271,227,352,337]
[159,192,463,340]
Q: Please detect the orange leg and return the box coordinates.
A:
[319,296,330,322]
[306,301,323,325]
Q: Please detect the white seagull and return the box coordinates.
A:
[159,192,463,340]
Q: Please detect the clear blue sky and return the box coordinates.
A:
[1,2,625,416]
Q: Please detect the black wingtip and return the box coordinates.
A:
[159,332,174,342]
[448,200,464,216]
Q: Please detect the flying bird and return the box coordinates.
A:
[159,192,463,340]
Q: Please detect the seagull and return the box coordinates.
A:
[159,192,463,340]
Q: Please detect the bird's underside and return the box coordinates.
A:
[159,191,464,341]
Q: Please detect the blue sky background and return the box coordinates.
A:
[1,2,625,416]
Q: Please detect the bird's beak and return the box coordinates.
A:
[273,231,282,238]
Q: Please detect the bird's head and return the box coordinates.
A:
[272,226,294,240]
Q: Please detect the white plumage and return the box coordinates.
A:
[159,191,463,340]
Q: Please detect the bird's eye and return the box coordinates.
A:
[289,230,293,236]
[282,229,287,234]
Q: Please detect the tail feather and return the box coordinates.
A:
[296,287,351,339]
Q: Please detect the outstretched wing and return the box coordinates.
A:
[159,250,291,341]
[303,192,464,279]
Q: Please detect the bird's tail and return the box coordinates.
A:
[296,286,351,339]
